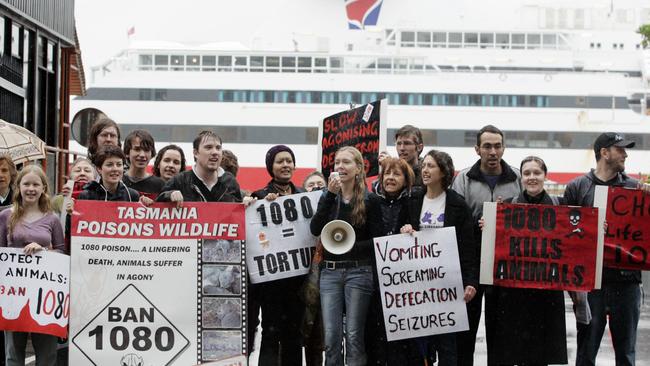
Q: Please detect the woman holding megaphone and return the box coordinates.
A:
[310,146,380,366]
[400,149,479,366]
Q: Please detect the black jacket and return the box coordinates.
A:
[402,188,479,288]
[564,169,641,284]
[78,180,140,202]
[310,189,380,262]
[251,180,304,199]
[370,187,420,236]
[157,169,242,203]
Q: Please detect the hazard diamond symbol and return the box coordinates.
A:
[72,284,190,365]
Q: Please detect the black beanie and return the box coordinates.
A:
[265,145,295,177]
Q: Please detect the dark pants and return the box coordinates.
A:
[1,332,4,366]
[576,282,640,366]
[251,277,305,366]
[456,285,484,366]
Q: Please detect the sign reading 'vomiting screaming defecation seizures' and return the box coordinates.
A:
[0,248,70,338]
[246,191,321,284]
[595,186,650,270]
[373,228,469,342]
[480,202,602,291]
[70,201,246,366]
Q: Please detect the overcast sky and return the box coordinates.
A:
[74,0,349,68]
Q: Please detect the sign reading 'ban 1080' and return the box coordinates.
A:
[246,191,321,283]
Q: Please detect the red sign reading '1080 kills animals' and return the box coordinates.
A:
[492,203,599,291]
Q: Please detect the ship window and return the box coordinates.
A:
[218,56,232,71]
[526,34,541,49]
[543,34,557,49]
[528,132,549,147]
[330,57,343,72]
[386,93,399,105]
[360,93,378,104]
[448,32,462,48]
[511,33,525,49]
[250,56,264,72]
[281,57,296,72]
[314,57,327,67]
[186,55,200,71]
[154,55,169,71]
[432,32,446,47]
[507,131,527,148]
[417,32,431,47]
[407,94,423,105]
[496,33,509,49]
[233,90,247,102]
[321,92,335,103]
[463,33,478,47]
[265,56,280,72]
[170,55,184,71]
[139,55,153,66]
[234,56,247,72]
[401,31,415,47]
[479,33,494,48]
[295,91,312,103]
[201,56,216,71]
[298,57,311,72]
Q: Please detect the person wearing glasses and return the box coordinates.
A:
[373,125,425,193]
[450,124,522,366]
[86,118,121,164]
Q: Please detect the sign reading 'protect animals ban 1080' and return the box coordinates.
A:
[481,202,602,291]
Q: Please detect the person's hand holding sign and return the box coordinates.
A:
[170,190,184,208]
[24,242,47,255]
[464,285,476,302]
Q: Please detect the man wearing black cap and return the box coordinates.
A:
[564,132,640,366]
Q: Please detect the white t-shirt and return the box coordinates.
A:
[420,192,446,229]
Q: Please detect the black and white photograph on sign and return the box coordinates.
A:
[203,239,241,263]
[201,330,242,361]
[202,265,242,296]
[202,298,242,329]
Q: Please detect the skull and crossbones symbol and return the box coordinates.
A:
[565,208,585,239]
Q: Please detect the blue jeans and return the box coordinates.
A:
[576,282,641,366]
[320,265,374,366]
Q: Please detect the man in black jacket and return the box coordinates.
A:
[157,131,242,204]
[564,132,640,366]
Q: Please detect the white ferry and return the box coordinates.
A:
[70,0,650,190]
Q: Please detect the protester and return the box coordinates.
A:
[451,124,521,365]
[303,171,326,192]
[487,156,567,365]
[301,170,326,366]
[564,132,641,366]
[247,145,305,366]
[153,144,186,182]
[366,157,416,365]
[0,154,17,210]
[86,118,121,163]
[157,130,242,204]
[310,146,380,366]
[0,154,17,365]
[0,165,65,366]
[221,149,239,177]
[52,157,96,210]
[122,130,165,199]
[400,150,479,365]
[78,146,143,203]
[373,125,425,193]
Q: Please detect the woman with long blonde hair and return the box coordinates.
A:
[0,165,65,366]
[310,146,380,366]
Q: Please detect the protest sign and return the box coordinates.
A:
[373,228,469,341]
[246,191,320,283]
[480,202,602,291]
[69,201,246,365]
[595,186,650,270]
[318,99,387,178]
[0,248,70,337]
